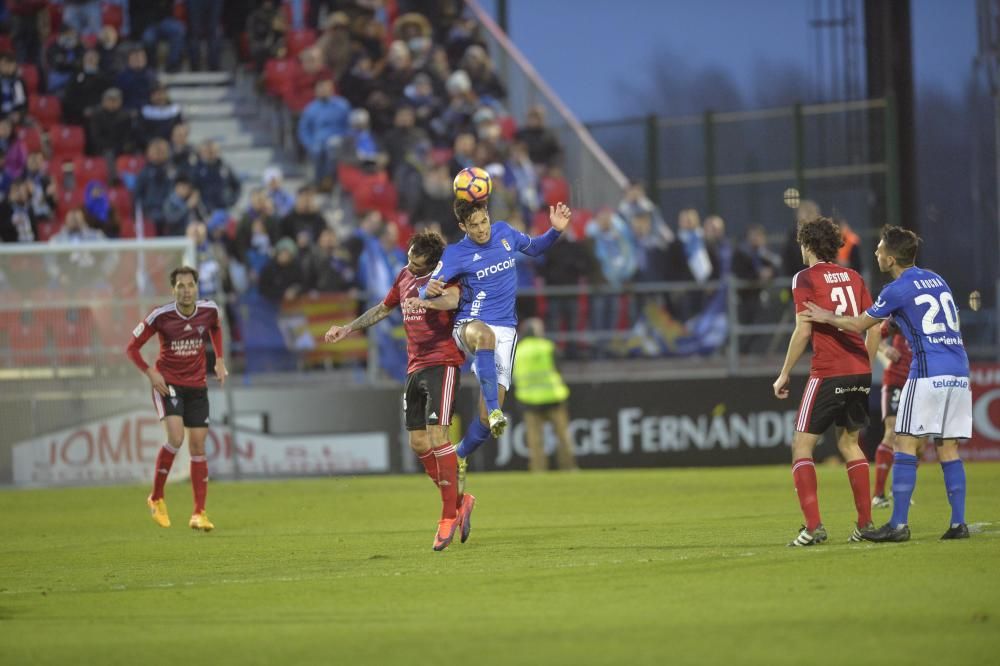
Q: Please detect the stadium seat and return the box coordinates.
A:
[336,164,365,195]
[286,29,317,57]
[19,64,39,94]
[16,125,43,153]
[115,154,145,188]
[56,188,86,220]
[540,175,570,207]
[101,3,124,30]
[10,316,48,366]
[263,58,301,99]
[77,157,109,186]
[119,216,155,239]
[49,125,86,160]
[54,311,96,365]
[29,95,62,129]
[107,185,133,219]
[499,115,518,141]
[36,220,58,241]
[49,156,83,192]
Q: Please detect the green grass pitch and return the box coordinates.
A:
[2,464,998,665]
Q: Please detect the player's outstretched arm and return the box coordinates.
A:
[518,202,570,257]
[403,286,460,313]
[773,314,812,399]
[324,302,393,343]
[801,302,879,333]
[549,202,571,232]
[864,324,882,368]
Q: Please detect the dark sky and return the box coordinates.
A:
[484,0,977,121]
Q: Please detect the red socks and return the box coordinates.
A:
[792,458,821,531]
[150,444,177,501]
[190,456,208,514]
[873,443,894,496]
[846,458,873,527]
[417,445,458,520]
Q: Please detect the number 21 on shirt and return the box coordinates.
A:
[831,285,859,316]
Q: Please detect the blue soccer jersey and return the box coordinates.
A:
[428,221,557,328]
[866,266,969,378]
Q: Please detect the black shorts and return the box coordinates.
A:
[795,374,871,435]
[152,384,210,428]
[403,365,460,431]
[882,384,904,419]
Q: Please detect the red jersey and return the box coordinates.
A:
[383,268,464,375]
[879,319,912,387]
[126,300,223,387]
[792,262,872,378]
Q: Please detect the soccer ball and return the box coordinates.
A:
[453,167,492,203]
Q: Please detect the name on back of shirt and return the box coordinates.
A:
[913,277,945,290]
[823,271,851,284]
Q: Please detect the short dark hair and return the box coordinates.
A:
[453,198,488,225]
[169,266,199,287]
[408,229,446,265]
[797,216,843,263]
[880,225,920,266]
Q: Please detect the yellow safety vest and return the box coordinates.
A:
[512,337,570,405]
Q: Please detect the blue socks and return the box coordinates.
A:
[475,349,500,413]
[941,459,966,526]
[456,418,491,459]
[890,452,918,527]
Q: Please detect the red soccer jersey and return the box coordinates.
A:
[792,262,873,378]
[879,319,912,387]
[126,300,222,387]
[383,268,465,375]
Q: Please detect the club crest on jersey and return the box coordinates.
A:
[501,239,511,251]
[197,326,205,334]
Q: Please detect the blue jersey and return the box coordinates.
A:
[866,266,969,378]
[429,222,551,328]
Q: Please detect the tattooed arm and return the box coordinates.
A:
[324,302,394,343]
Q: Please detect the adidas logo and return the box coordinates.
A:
[429,412,438,420]
[184,324,193,332]
[473,253,482,261]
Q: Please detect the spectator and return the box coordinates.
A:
[506,140,540,213]
[133,138,176,235]
[384,105,428,173]
[345,208,384,274]
[83,180,122,237]
[8,1,46,67]
[835,218,863,273]
[186,220,229,300]
[338,107,384,169]
[261,167,294,217]
[315,12,352,80]
[0,117,27,180]
[0,179,38,242]
[62,0,103,40]
[413,161,458,240]
[338,52,377,109]
[702,214,732,279]
[444,14,483,68]
[280,185,326,243]
[352,13,386,63]
[293,47,333,102]
[23,151,55,222]
[138,84,184,146]
[52,206,105,242]
[617,182,673,245]
[537,225,595,359]
[447,131,476,175]
[169,123,197,179]
[380,40,416,102]
[357,222,406,300]
[97,26,125,76]
[432,70,478,142]
[191,140,241,212]
[732,224,780,332]
[365,89,396,136]
[86,87,136,157]
[460,44,506,101]
[115,47,158,112]
[235,187,281,262]
[781,199,820,276]
[0,53,28,117]
[484,163,518,222]
[130,0,185,73]
[259,237,305,303]
[512,317,578,472]
[302,227,357,293]
[46,25,86,94]
[162,175,207,236]
[296,78,350,188]
[664,208,714,320]
[62,49,112,126]
[472,106,507,164]
[246,0,287,73]
[46,208,112,287]
[586,208,636,348]
[186,0,224,72]
[402,71,441,134]
[515,105,562,167]
[244,217,274,281]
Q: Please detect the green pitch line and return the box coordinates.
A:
[1,465,998,666]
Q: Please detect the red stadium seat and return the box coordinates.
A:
[19,64,39,94]
[36,220,58,241]
[49,125,86,160]
[56,188,86,221]
[101,3,124,30]
[286,29,317,57]
[336,163,365,194]
[10,316,48,366]
[120,216,156,239]
[29,95,62,129]
[540,175,570,207]
[77,157,109,186]
[107,185,133,219]
[49,156,84,192]
[263,58,301,98]
[115,154,145,181]
[498,115,518,141]
[16,125,43,153]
